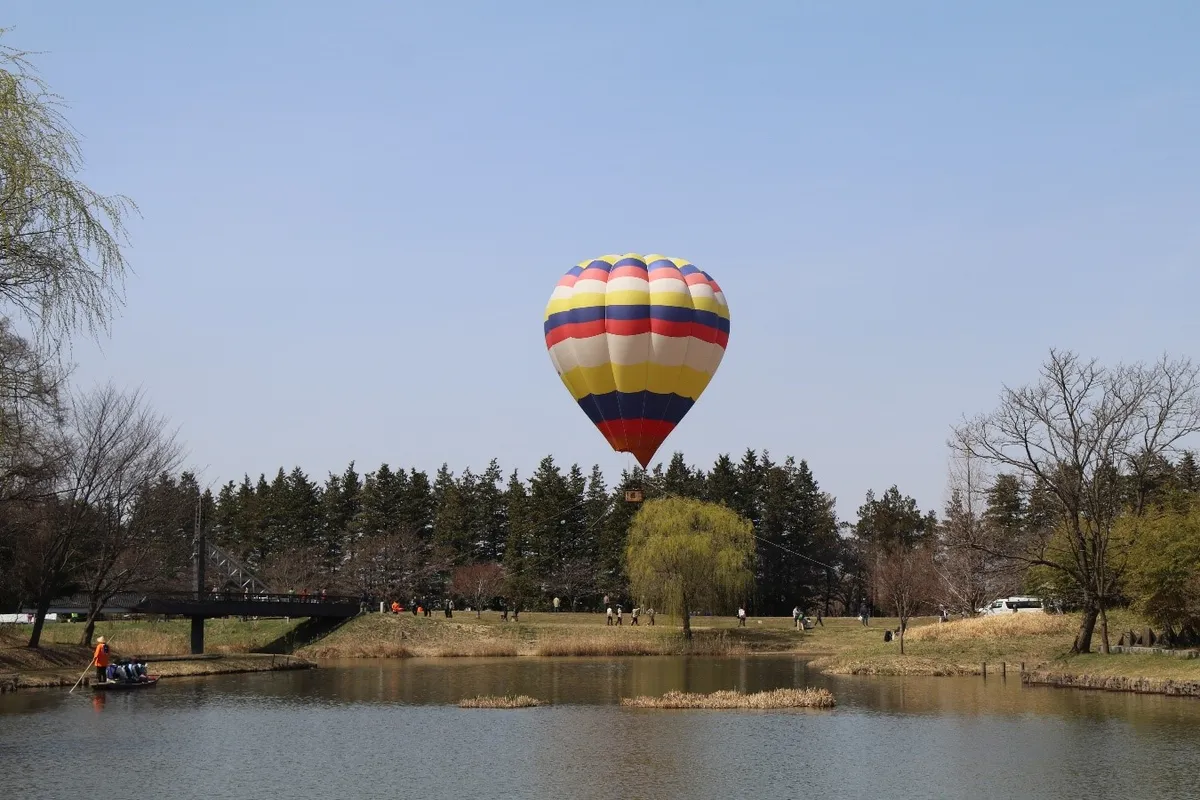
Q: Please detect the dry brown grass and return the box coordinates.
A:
[809,655,978,676]
[533,631,751,657]
[458,694,542,708]
[621,688,836,709]
[906,613,1076,643]
[302,642,414,659]
[535,634,670,657]
[430,641,521,657]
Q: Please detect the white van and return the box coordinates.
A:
[980,596,1044,616]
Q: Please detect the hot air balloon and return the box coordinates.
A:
[543,253,730,469]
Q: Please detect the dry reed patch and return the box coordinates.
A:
[621,688,835,709]
[906,614,1075,644]
[534,634,670,657]
[428,641,520,658]
[302,642,414,659]
[458,694,542,708]
[809,655,975,676]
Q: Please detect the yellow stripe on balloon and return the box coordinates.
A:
[558,362,718,401]
[546,290,696,317]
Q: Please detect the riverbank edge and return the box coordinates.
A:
[1021,669,1200,698]
[0,653,315,692]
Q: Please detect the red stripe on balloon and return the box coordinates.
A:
[577,268,611,282]
[594,418,677,468]
[544,320,607,346]
[545,319,727,347]
[609,265,649,281]
[647,267,682,282]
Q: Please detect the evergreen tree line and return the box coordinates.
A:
[187,447,1200,621]
[194,450,851,616]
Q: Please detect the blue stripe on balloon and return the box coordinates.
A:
[544,305,729,335]
[584,260,613,272]
[576,391,695,425]
[613,256,648,269]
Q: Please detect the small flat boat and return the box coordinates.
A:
[92,676,159,691]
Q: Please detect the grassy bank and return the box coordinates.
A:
[16,618,302,656]
[0,621,313,691]
[9,607,1199,698]
[1,651,313,691]
[295,611,801,659]
[794,613,1091,676]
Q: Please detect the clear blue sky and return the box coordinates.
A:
[6,2,1200,518]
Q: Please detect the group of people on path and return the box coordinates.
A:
[605,604,654,626]
[390,598,456,617]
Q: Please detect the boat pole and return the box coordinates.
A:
[68,658,95,694]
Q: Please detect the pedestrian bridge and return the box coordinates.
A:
[44,591,363,621]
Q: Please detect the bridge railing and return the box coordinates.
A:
[50,591,367,609]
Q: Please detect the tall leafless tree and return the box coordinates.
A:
[71,385,185,644]
[951,349,1200,654]
[871,542,936,654]
[449,562,506,617]
[19,383,182,647]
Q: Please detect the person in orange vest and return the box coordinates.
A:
[93,636,110,683]
[391,601,400,614]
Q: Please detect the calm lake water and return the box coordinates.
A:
[3,655,1199,799]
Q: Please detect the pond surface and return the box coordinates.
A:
[3,655,1199,799]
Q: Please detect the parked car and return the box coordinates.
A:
[979,596,1045,616]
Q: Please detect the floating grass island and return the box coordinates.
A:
[620,687,835,709]
[457,694,543,708]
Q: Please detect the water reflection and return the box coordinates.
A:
[2,656,1199,800]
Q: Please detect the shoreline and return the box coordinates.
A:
[7,612,1200,700]
[1022,670,1200,698]
[1,653,315,692]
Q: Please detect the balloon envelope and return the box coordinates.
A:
[544,253,730,468]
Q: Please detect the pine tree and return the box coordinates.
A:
[432,464,472,564]
[983,474,1026,537]
[704,454,739,508]
[399,468,435,540]
[474,459,507,562]
[1176,451,1198,494]
[792,459,839,613]
[502,469,534,608]
[734,449,763,525]
[320,462,360,574]
[661,452,705,498]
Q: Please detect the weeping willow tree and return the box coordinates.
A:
[625,497,754,639]
[0,29,135,353]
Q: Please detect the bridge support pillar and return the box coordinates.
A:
[190,616,205,654]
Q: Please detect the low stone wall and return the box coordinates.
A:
[1109,645,1200,659]
[1022,670,1200,697]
